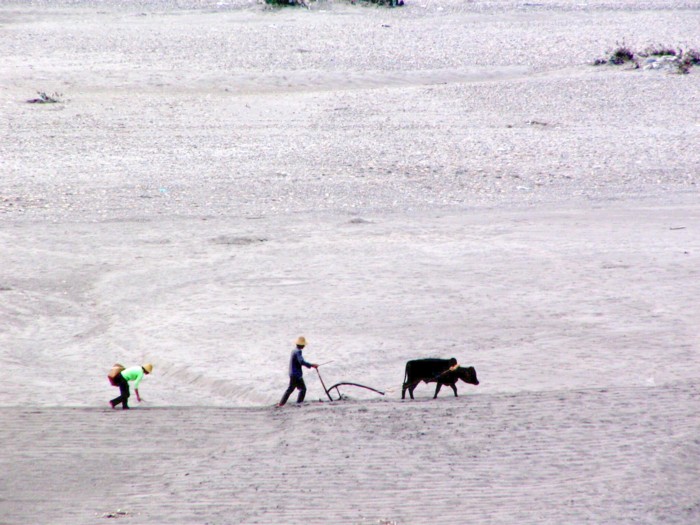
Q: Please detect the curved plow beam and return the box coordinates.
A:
[327,382,385,401]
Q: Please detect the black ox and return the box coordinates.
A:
[402,358,479,399]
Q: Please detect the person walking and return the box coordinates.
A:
[277,336,318,406]
[109,363,153,409]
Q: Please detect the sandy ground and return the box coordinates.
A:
[1,0,699,524]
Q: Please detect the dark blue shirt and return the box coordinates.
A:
[289,347,312,379]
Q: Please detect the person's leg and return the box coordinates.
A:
[296,378,307,403]
[110,383,121,408]
[110,375,127,408]
[278,377,296,406]
[109,393,120,408]
[117,375,130,409]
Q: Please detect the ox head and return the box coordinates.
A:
[458,366,479,385]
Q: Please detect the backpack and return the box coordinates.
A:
[107,363,125,385]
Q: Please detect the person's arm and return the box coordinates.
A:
[299,352,318,369]
[133,369,145,402]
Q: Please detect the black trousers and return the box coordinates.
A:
[279,376,306,406]
[110,374,130,409]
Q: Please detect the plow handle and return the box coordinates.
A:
[315,367,333,401]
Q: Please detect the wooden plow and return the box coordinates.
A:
[316,367,384,401]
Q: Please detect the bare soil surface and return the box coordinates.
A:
[1,0,699,523]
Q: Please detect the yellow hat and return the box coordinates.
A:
[296,336,306,347]
[143,363,154,373]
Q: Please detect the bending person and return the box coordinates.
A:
[110,363,153,409]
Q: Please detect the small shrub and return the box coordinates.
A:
[264,0,308,7]
[594,43,636,66]
[677,60,692,75]
[26,91,62,104]
[350,0,404,7]
[610,46,635,65]
[683,48,700,65]
[642,45,677,57]
[677,50,700,74]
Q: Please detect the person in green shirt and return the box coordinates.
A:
[109,363,153,409]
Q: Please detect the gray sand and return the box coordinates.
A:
[1,0,699,523]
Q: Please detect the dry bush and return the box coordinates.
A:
[26,91,62,104]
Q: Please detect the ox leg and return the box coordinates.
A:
[408,385,416,399]
[450,384,458,397]
[434,382,442,399]
[401,383,407,400]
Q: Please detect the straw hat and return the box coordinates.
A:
[143,363,154,374]
[296,336,306,347]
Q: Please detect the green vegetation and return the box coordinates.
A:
[594,43,700,74]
